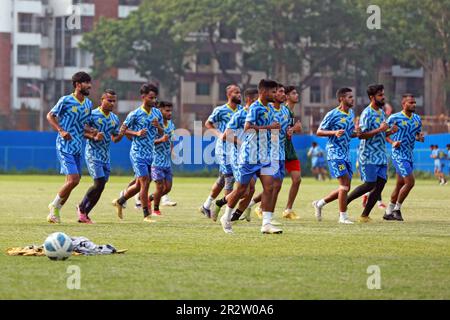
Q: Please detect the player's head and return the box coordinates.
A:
[337,87,354,108]
[285,85,299,104]
[446,144,450,150]
[100,89,117,112]
[402,93,416,113]
[158,100,173,120]
[244,88,258,106]
[367,84,385,107]
[274,83,286,104]
[312,142,318,147]
[226,84,241,105]
[140,83,159,108]
[72,71,91,96]
[258,79,278,103]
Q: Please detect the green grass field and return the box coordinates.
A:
[0,175,449,299]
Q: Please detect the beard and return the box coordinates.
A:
[80,88,90,96]
[232,97,241,105]
[375,99,385,107]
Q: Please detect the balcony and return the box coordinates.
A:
[16,0,43,15]
[118,5,139,18]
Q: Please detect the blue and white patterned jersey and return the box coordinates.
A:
[152,120,176,168]
[271,104,292,161]
[308,146,325,163]
[318,107,355,162]
[208,103,242,164]
[431,149,441,166]
[226,107,249,165]
[239,100,274,165]
[50,94,93,155]
[358,105,387,165]
[123,106,164,160]
[85,107,120,163]
[386,112,422,162]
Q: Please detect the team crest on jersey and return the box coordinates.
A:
[415,121,418,127]
[284,115,288,120]
[98,118,103,125]
[402,120,407,126]
[376,117,381,123]
[85,108,89,114]
[71,106,78,113]
[340,117,347,123]
[264,113,268,119]
[111,121,116,127]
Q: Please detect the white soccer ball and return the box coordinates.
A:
[43,232,73,261]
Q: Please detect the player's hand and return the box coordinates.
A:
[335,129,345,138]
[392,141,401,148]
[390,124,399,134]
[161,134,169,142]
[287,127,294,137]
[137,128,147,137]
[94,132,104,142]
[378,121,389,132]
[354,127,362,138]
[59,130,72,141]
[119,125,127,136]
[152,118,161,129]
[269,122,280,130]
[417,132,425,142]
[293,120,302,133]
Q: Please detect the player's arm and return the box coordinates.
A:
[154,134,169,145]
[316,128,345,138]
[386,136,401,148]
[358,121,389,139]
[46,111,72,141]
[244,121,280,132]
[205,120,223,140]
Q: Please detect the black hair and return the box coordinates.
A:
[285,85,297,95]
[72,71,91,88]
[336,87,352,100]
[276,82,285,89]
[103,89,116,96]
[312,142,318,146]
[244,88,258,99]
[367,84,384,98]
[258,79,278,91]
[158,101,173,109]
[140,83,159,96]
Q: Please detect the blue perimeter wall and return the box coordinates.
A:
[0,131,448,174]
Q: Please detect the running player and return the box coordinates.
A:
[213,88,259,222]
[46,71,96,223]
[151,101,176,216]
[112,83,163,223]
[345,84,397,222]
[312,88,360,224]
[383,94,424,221]
[220,79,282,234]
[308,142,328,181]
[199,85,242,220]
[77,89,125,223]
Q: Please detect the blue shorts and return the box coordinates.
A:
[57,150,82,175]
[328,159,353,179]
[313,159,326,169]
[359,164,387,182]
[434,162,443,171]
[236,162,272,185]
[219,162,234,176]
[131,155,152,178]
[392,159,413,178]
[86,159,110,181]
[151,166,173,182]
[273,160,285,180]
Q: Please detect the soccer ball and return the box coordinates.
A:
[43,232,73,261]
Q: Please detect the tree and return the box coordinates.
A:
[379,0,450,115]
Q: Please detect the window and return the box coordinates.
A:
[119,0,142,5]
[18,79,41,98]
[310,86,322,103]
[197,52,211,66]
[196,83,210,96]
[17,46,40,65]
[64,48,77,67]
[218,52,235,70]
[243,52,265,71]
[219,24,237,40]
[18,14,33,33]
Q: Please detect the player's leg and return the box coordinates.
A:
[119,178,137,209]
[211,173,235,221]
[346,163,377,205]
[200,174,225,218]
[48,152,81,223]
[152,180,164,215]
[285,160,301,218]
[359,165,388,221]
[139,169,153,222]
[220,182,248,234]
[337,173,353,224]
[234,179,256,222]
[259,172,282,234]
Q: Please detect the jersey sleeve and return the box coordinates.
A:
[112,115,120,136]
[207,107,221,124]
[319,111,334,130]
[50,96,67,118]
[123,111,136,129]
[227,112,240,130]
[245,106,258,125]
[359,110,371,132]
